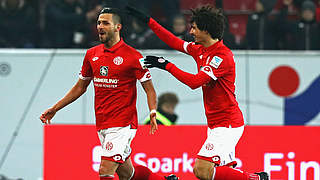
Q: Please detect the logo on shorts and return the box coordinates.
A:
[105,141,113,151]
[212,156,220,162]
[100,66,109,76]
[113,155,121,161]
[113,56,123,65]
[205,143,214,151]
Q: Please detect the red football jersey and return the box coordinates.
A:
[148,18,244,128]
[184,41,244,128]
[79,39,151,130]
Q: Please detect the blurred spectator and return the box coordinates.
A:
[170,14,194,42]
[245,0,278,49]
[223,17,238,49]
[81,2,103,47]
[0,0,38,48]
[277,0,320,50]
[273,0,301,14]
[144,92,179,126]
[100,0,128,9]
[129,0,180,27]
[44,0,100,48]
[126,14,193,49]
[125,18,155,49]
[315,0,320,22]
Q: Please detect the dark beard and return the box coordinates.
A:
[100,31,114,44]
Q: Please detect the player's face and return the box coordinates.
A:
[97,13,118,43]
[189,22,209,45]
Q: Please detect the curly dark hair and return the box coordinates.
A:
[190,5,225,40]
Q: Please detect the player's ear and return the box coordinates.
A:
[115,23,122,32]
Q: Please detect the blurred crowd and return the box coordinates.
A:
[0,0,319,50]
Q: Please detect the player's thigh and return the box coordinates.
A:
[99,159,119,175]
[193,158,215,180]
[226,125,244,148]
[197,127,242,166]
[116,157,134,180]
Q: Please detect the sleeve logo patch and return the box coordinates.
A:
[139,58,147,69]
[209,56,223,69]
[200,66,217,80]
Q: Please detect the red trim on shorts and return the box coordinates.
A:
[197,155,221,166]
[101,153,132,164]
[225,161,237,168]
[101,154,124,164]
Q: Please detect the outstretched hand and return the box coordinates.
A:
[144,56,170,70]
[126,5,150,23]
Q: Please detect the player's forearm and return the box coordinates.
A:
[52,84,87,112]
[148,18,185,52]
[166,63,210,90]
[146,89,157,111]
[141,80,157,111]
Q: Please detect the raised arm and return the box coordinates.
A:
[126,6,187,53]
[144,56,211,90]
[40,78,91,124]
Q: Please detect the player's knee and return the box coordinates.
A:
[193,160,215,180]
[99,163,114,175]
[193,165,210,180]
[99,165,107,175]
[117,170,132,180]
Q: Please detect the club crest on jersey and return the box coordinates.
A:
[100,66,109,76]
[113,56,123,65]
[210,56,223,69]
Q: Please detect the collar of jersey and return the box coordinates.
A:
[203,40,223,52]
[102,38,124,52]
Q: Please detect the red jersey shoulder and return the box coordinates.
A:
[87,44,104,54]
[187,42,202,56]
[122,42,143,59]
[208,46,234,68]
[84,44,104,61]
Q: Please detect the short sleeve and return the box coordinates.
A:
[79,51,93,80]
[134,55,152,82]
[200,55,230,80]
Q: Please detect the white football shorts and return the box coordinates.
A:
[197,125,244,167]
[97,125,137,163]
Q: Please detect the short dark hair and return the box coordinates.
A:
[190,5,225,40]
[158,92,179,108]
[99,7,122,24]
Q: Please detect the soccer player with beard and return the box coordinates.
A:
[40,7,178,180]
[127,5,269,180]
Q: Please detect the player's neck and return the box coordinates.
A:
[202,38,219,48]
[104,36,121,49]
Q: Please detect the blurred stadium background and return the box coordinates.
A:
[1,0,320,179]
